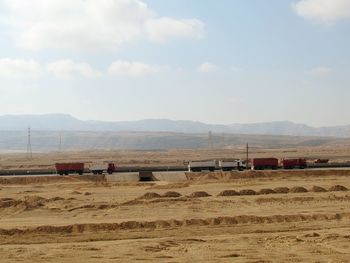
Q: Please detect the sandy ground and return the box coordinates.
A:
[1,146,350,171]
[0,170,349,262]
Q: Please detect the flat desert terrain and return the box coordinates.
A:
[0,169,350,262]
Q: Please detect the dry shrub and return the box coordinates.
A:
[239,189,256,196]
[188,191,211,198]
[310,186,327,192]
[140,192,161,199]
[162,191,182,198]
[258,188,276,195]
[274,187,289,193]
[84,192,92,196]
[328,185,348,192]
[289,187,308,193]
[70,191,82,195]
[217,190,240,196]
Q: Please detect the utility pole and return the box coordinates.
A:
[246,143,249,170]
[27,127,32,159]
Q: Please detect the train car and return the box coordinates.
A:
[55,162,84,175]
[281,158,307,169]
[90,163,116,174]
[188,160,216,172]
[251,158,278,170]
[219,160,244,171]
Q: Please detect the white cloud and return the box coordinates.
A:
[1,0,204,50]
[145,17,204,42]
[293,0,350,23]
[0,58,43,78]
[198,62,218,73]
[47,59,102,79]
[308,66,333,75]
[108,60,159,76]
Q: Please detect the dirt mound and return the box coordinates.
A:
[0,196,67,211]
[162,191,182,198]
[273,187,289,193]
[328,185,348,191]
[201,174,219,180]
[258,188,276,195]
[289,187,308,193]
[310,186,327,192]
[22,196,48,210]
[0,198,20,208]
[0,212,347,237]
[140,192,161,199]
[239,189,257,195]
[188,191,211,198]
[147,182,190,190]
[217,190,240,196]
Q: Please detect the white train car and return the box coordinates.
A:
[188,160,216,172]
[219,160,245,171]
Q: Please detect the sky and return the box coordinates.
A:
[0,0,349,127]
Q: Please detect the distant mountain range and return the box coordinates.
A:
[0,114,350,138]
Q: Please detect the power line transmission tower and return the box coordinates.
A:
[27,127,32,159]
[208,131,213,150]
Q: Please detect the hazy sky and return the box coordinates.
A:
[0,0,349,127]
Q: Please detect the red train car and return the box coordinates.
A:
[251,158,278,170]
[55,163,84,175]
[281,158,307,169]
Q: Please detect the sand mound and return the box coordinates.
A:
[70,191,82,195]
[0,212,347,237]
[0,198,20,208]
[258,188,276,195]
[310,186,327,192]
[188,191,211,198]
[273,187,289,193]
[217,190,240,196]
[0,196,67,211]
[201,174,219,180]
[162,191,182,198]
[239,189,257,195]
[289,187,308,193]
[328,185,348,191]
[22,196,48,210]
[140,192,161,199]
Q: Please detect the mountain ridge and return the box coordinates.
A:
[0,114,350,138]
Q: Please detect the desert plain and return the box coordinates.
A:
[0,148,350,262]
